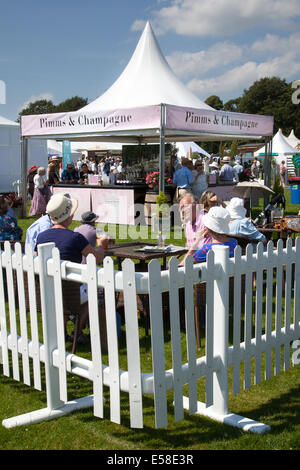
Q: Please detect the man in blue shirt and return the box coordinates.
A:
[61,163,79,184]
[25,214,53,252]
[173,158,194,202]
[219,157,234,182]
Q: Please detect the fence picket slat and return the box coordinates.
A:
[15,243,30,386]
[168,257,184,423]
[52,248,68,403]
[244,244,254,390]
[275,240,283,376]
[0,248,9,377]
[284,239,293,371]
[184,255,198,415]
[4,242,20,381]
[87,254,104,419]
[122,259,143,429]
[265,242,274,380]
[294,238,300,339]
[25,245,41,391]
[148,259,168,428]
[104,257,120,425]
[232,246,242,395]
[205,251,215,406]
[254,243,264,385]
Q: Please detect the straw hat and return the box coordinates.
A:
[202,206,231,234]
[221,156,231,163]
[226,197,247,220]
[46,193,78,224]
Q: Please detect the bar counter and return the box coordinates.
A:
[51,181,237,226]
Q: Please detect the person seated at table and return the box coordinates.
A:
[78,163,93,184]
[60,163,79,184]
[226,197,266,251]
[180,206,238,265]
[182,190,226,249]
[0,195,23,242]
[35,193,107,348]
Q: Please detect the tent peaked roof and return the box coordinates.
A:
[0,115,19,127]
[254,128,297,156]
[82,21,212,112]
[286,129,300,149]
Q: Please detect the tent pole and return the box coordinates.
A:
[263,136,272,208]
[159,103,166,194]
[20,136,28,218]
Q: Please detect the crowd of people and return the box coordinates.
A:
[171,154,263,205]
[0,151,270,350]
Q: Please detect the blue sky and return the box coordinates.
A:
[1,0,300,121]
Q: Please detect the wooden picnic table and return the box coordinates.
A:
[106,241,188,337]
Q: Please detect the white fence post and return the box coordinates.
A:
[37,243,64,411]
[211,244,229,416]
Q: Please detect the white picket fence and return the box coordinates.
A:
[0,238,299,432]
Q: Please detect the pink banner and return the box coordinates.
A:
[21,105,161,137]
[51,186,91,221]
[166,104,274,137]
[91,188,135,225]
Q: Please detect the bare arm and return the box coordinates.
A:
[82,239,105,265]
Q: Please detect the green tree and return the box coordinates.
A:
[55,96,88,113]
[205,95,223,110]
[18,99,56,121]
[18,96,88,121]
[223,98,241,112]
[238,77,300,135]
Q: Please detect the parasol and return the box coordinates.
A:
[232,181,274,199]
[232,181,275,216]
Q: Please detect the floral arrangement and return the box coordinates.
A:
[146,171,159,189]
[146,171,173,189]
[5,192,23,208]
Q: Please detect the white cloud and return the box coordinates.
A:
[187,51,300,99]
[19,92,54,112]
[166,41,244,79]
[151,0,300,36]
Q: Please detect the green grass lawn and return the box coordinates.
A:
[0,190,299,451]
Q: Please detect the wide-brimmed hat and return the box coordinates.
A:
[209,162,219,169]
[226,197,247,220]
[80,211,99,223]
[221,156,231,162]
[202,206,231,234]
[46,193,78,224]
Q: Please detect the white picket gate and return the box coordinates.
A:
[0,238,299,432]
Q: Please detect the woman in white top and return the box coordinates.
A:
[29,167,51,218]
[192,160,208,201]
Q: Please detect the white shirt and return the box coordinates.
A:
[33,174,45,189]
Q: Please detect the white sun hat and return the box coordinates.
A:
[202,206,231,234]
[46,193,78,224]
[226,197,247,220]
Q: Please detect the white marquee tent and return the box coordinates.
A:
[20,21,274,206]
[0,114,47,193]
[175,141,210,159]
[254,128,296,164]
[285,129,300,151]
